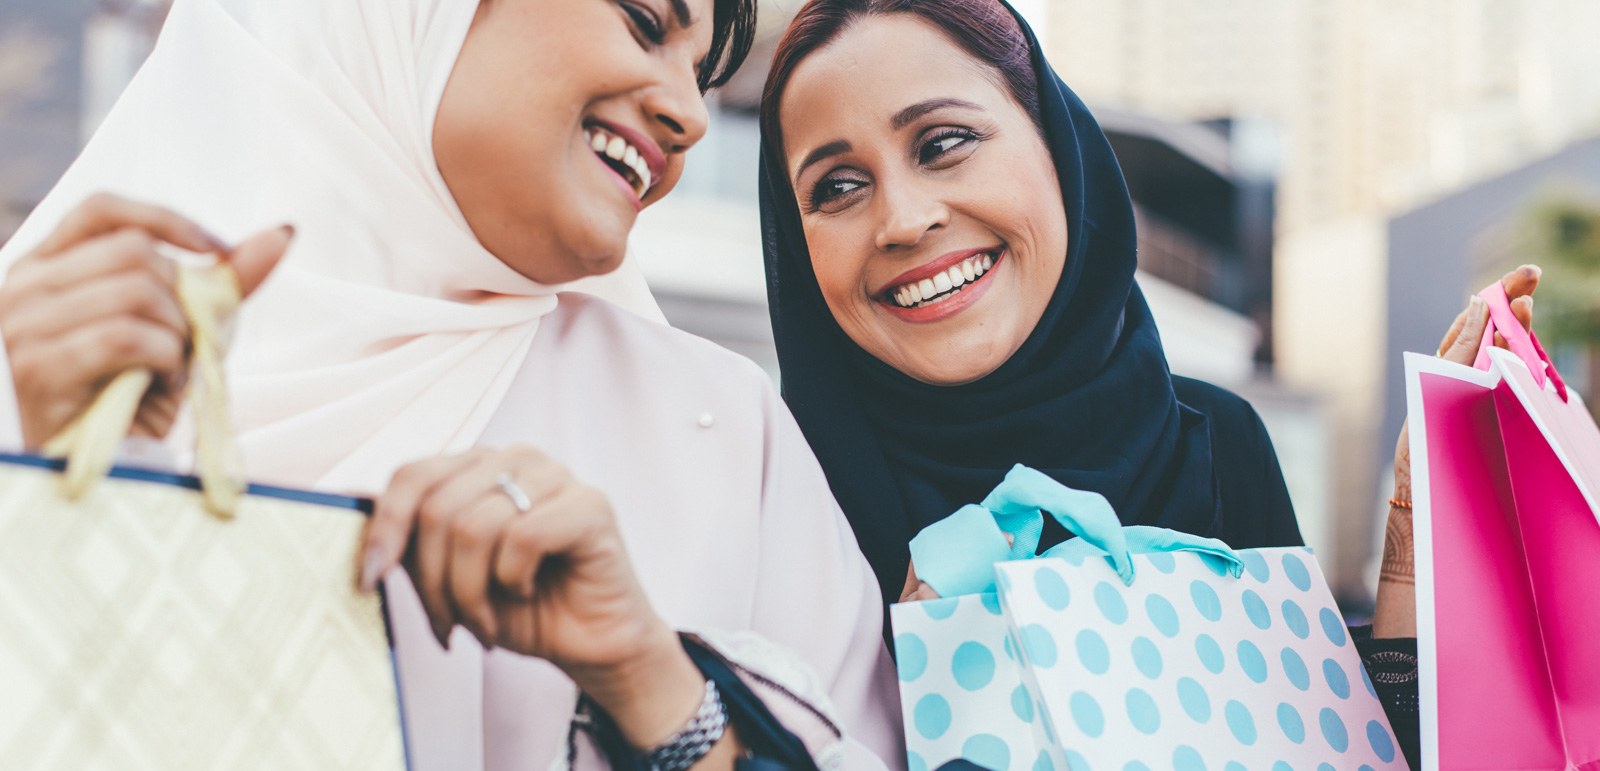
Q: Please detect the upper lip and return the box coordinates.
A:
[874,246,1003,298]
[585,118,668,184]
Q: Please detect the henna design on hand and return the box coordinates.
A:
[1380,507,1414,586]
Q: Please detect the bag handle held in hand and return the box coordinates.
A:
[1473,281,1569,402]
[42,262,246,516]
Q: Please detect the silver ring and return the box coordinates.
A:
[495,471,532,513]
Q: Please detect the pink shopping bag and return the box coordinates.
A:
[1405,282,1600,770]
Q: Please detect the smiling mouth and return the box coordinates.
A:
[585,125,655,198]
[883,249,1000,309]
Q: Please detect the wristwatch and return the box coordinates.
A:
[640,679,728,771]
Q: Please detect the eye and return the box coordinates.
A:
[620,1,666,45]
[918,128,980,165]
[808,173,869,213]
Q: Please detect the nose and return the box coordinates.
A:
[642,62,709,152]
[875,178,949,251]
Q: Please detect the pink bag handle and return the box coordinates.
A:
[1472,281,1569,402]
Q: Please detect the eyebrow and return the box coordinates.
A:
[668,0,693,28]
[891,98,984,130]
[794,140,852,180]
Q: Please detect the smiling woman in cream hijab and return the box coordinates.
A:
[0,0,901,769]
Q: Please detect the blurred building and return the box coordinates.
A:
[1036,0,1600,596]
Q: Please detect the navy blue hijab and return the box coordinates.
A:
[759,4,1282,607]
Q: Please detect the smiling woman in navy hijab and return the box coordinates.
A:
[746,0,1535,765]
[757,0,1299,608]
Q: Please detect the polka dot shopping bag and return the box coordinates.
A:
[892,465,1404,771]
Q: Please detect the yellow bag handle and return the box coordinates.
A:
[42,262,246,517]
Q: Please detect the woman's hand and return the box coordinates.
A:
[362,446,725,752]
[1375,265,1539,638]
[0,193,291,448]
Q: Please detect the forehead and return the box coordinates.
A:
[680,0,716,49]
[780,15,1009,149]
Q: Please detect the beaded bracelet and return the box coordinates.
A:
[1388,497,1413,510]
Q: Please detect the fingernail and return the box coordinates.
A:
[1471,295,1486,315]
[359,544,385,592]
[434,623,452,651]
[201,229,228,252]
[279,223,296,239]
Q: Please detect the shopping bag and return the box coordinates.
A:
[897,466,1403,769]
[1404,281,1600,770]
[0,263,408,769]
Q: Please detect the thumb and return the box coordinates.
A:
[227,224,295,297]
[1440,295,1488,366]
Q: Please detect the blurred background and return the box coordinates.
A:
[5,0,1600,613]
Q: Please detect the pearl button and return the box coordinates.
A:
[697,413,714,428]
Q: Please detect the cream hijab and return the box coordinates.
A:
[0,0,663,491]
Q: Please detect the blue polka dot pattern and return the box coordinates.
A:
[1242,590,1272,630]
[908,751,927,771]
[1281,600,1310,640]
[896,634,927,682]
[913,694,951,739]
[1359,766,1375,771]
[1094,582,1129,624]
[1065,750,1091,771]
[1070,691,1105,737]
[981,591,1003,615]
[1319,608,1347,646]
[1367,720,1396,762]
[1318,765,1335,771]
[1076,629,1111,675]
[1124,763,1151,771]
[1240,550,1270,582]
[997,570,1013,592]
[1011,684,1034,722]
[1145,595,1181,638]
[952,641,996,691]
[1272,763,1293,771]
[1190,580,1223,621]
[1034,568,1071,611]
[923,598,960,620]
[1195,634,1225,674]
[1282,553,1312,590]
[1147,552,1176,573]
[1173,745,1207,771]
[1131,636,1163,678]
[1281,648,1310,691]
[1004,632,1017,661]
[1034,751,1054,771]
[1021,624,1058,668]
[1236,640,1268,683]
[1125,687,1160,735]
[1224,764,1246,771]
[1177,677,1211,722]
[962,733,1010,771]
[1323,658,1350,699]
[1277,702,1305,743]
[1224,700,1257,745]
[1319,707,1349,752]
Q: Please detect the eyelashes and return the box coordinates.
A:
[804,126,986,213]
[621,1,665,45]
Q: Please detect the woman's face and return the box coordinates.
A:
[780,15,1067,385]
[435,0,714,284]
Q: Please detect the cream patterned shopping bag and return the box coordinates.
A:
[0,263,407,769]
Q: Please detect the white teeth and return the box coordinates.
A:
[947,265,965,287]
[932,271,953,293]
[588,127,656,195]
[961,259,977,282]
[885,251,1005,308]
[917,278,936,299]
[982,254,994,270]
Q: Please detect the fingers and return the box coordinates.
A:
[488,460,576,595]
[1436,305,1471,356]
[491,485,610,603]
[1439,295,1489,366]
[32,192,225,258]
[1,268,188,346]
[363,453,481,592]
[228,224,294,296]
[1501,264,1540,302]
